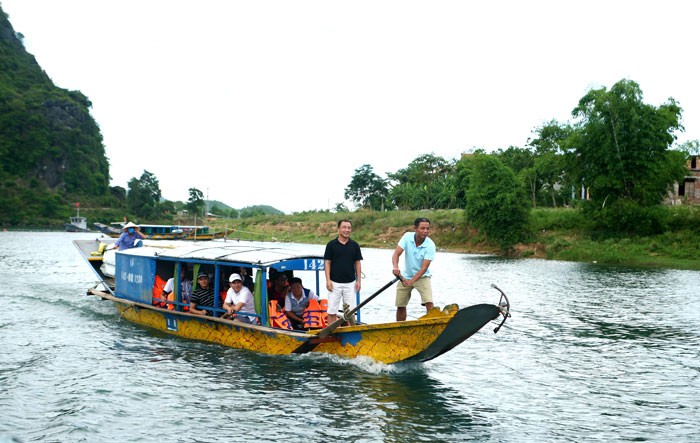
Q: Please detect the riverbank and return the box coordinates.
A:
[209,208,700,271]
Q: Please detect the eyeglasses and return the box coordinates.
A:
[230,281,242,284]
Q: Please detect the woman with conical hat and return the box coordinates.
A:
[114,221,147,251]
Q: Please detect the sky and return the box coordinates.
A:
[2,0,698,214]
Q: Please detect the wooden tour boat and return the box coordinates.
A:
[93,222,233,241]
[73,239,510,364]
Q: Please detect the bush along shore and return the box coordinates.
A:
[209,207,700,271]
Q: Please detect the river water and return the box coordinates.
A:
[1,231,698,442]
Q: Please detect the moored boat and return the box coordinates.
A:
[73,240,510,364]
[182,227,235,240]
[65,204,90,232]
[93,222,123,236]
[93,223,232,241]
[65,216,89,232]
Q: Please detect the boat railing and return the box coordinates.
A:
[151,294,262,323]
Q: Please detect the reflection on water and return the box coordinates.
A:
[1,232,699,442]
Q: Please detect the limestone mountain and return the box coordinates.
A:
[0,6,110,226]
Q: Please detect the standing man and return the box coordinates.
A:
[392,217,436,321]
[324,219,363,324]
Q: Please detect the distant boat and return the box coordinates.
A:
[94,222,233,241]
[65,205,90,232]
[93,222,123,236]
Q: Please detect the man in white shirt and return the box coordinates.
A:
[223,273,257,324]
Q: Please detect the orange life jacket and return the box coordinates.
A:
[303,298,328,329]
[269,300,292,330]
[166,291,190,312]
[319,299,329,327]
[152,275,167,307]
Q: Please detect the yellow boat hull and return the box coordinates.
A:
[98,291,500,364]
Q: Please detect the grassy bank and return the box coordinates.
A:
[209,207,700,271]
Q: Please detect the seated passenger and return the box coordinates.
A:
[189,272,215,316]
[162,268,193,310]
[268,272,289,308]
[237,266,255,293]
[223,273,258,324]
[284,277,319,329]
[114,221,147,251]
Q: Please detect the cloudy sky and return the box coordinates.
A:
[2,0,698,213]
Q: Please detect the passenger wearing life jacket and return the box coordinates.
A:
[284,277,319,329]
[162,268,192,311]
[268,300,292,330]
[152,275,168,307]
[303,298,328,329]
[318,299,329,328]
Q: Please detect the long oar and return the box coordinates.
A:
[318,276,401,338]
[292,276,401,354]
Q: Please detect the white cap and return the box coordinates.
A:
[229,273,242,282]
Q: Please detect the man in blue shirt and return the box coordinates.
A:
[114,221,146,251]
[391,217,436,321]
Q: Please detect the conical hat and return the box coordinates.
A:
[123,221,139,230]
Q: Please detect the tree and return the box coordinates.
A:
[386,154,458,210]
[677,139,700,155]
[186,187,205,217]
[570,79,684,207]
[387,153,454,186]
[464,154,530,249]
[344,164,389,210]
[528,121,575,207]
[127,170,162,220]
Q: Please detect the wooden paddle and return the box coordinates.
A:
[292,276,401,354]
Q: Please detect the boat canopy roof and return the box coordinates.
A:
[117,241,325,270]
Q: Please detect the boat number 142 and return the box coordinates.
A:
[303,259,324,270]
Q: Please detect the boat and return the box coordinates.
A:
[182,227,235,240]
[93,222,123,236]
[73,240,511,364]
[65,205,90,232]
[93,222,233,241]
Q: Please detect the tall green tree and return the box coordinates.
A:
[528,121,575,207]
[344,164,389,210]
[186,187,205,217]
[570,79,685,207]
[387,154,457,210]
[127,170,162,220]
[464,154,530,249]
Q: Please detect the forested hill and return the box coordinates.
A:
[0,6,110,226]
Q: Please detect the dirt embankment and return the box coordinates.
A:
[231,219,545,258]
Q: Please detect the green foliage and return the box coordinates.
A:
[387,154,460,210]
[127,170,162,220]
[0,9,111,226]
[571,79,684,207]
[582,199,668,238]
[240,205,284,218]
[344,164,389,210]
[464,154,530,249]
[529,207,586,231]
[186,187,205,217]
[676,139,700,155]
